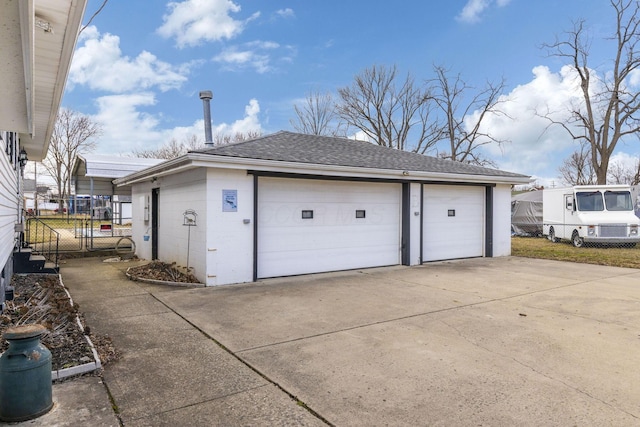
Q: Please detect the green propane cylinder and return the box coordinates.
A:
[0,324,53,422]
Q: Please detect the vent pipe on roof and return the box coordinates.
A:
[199,90,213,147]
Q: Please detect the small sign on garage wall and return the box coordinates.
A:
[222,189,238,212]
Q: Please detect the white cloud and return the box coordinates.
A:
[69,26,189,93]
[167,99,262,140]
[275,8,295,19]
[213,41,294,73]
[457,0,511,23]
[157,0,260,48]
[610,151,640,168]
[472,63,640,182]
[212,99,262,135]
[471,65,588,177]
[91,95,262,155]
[92,93,164,153]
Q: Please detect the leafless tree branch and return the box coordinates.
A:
[336,64,440,154]
[290,90,346,136]
[430,65,509,165]
[42,109,101,210]
[541,0,640,184]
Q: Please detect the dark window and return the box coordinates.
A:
[302,210,313,219]
[448,209,456,217]
[576,192,604,211]
[355,210,366,218]
[604,190,633,211]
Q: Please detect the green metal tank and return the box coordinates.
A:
[0,324,53,422]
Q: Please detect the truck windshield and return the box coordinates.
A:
[604,191,633,211]
[576,192,604,211]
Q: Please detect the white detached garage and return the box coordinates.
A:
[115,131,530,286]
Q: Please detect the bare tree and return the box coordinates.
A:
[543,0,640,184]
[132,132,261,160]
[607,156,640,184]
[430,65,508,166]
[212,131,261,146]
[290,90,345,136]
[133,135,202,159]
[336,64,441,154]
[42,109,101,211]
[558,142,596,185]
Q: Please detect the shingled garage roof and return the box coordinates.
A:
[194,131,528,179]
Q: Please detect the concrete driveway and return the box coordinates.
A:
[152,257,640,426]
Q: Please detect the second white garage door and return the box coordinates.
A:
[258,178,402,278]
[423,185,485,262]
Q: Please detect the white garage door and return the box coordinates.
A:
[423,185,485,262]
[258,177,402,278]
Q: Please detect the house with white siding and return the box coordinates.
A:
[115,131,532,286]
[0,0,87,302]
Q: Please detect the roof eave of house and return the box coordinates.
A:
[114,153,532,187]
[1,0,88,161]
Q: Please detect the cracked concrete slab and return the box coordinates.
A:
[50,256,640,426]
[161,257,640,426]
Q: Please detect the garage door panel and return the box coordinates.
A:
[259,223,399,252]
[259,244,401,278]
[423,185,484,262]
[259,203,397,229]
[258,178,401,278]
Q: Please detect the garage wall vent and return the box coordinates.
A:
[302,210,314,219]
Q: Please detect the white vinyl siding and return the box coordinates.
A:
[0,132,19,274]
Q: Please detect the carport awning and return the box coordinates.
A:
[73,154,163,196]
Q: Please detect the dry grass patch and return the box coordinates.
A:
[512,236,640,269]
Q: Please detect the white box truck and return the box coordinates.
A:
[543,185,640,247]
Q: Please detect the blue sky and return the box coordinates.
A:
[61,0,639,186]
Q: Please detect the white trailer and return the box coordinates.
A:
[542,185,640,247]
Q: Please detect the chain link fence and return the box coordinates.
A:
[542,223,640,249]
[25,196,134,253]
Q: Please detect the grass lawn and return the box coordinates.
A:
[511,236,640,269]
[26,215,87,230]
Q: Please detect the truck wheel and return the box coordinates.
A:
[571,231,584,248]
[548,227,558,243]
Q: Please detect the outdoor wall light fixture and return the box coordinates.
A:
[18,149,28,172]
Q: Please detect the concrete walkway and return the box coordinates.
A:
[16,256,640,426]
